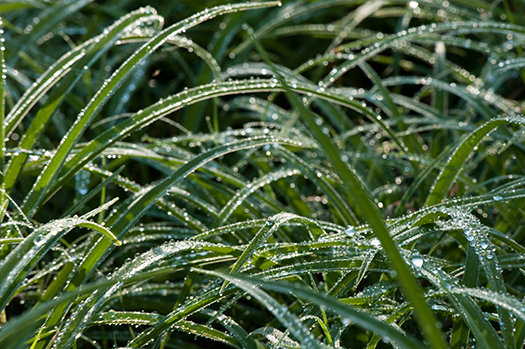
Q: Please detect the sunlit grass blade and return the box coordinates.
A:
[4,8,163,193]
[0,18,6,223]
[90,311,243,349]
[64,136,304,301]
[8,0,91,65]
[0,267,176,348]
[249,26,447,349]
[0,1,45,13]
[0,214,120,311]
[426,117,523,206]
[196,268,424,349]
[42,79,318,211]
[21,1,281,219]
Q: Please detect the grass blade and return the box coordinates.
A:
[196,268,424,349]
[21,1,281,219]
[249,27,447,349]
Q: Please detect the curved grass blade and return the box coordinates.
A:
[220,212,326,292]
[426,117,523,206]
[3,8,163,193]
[51,239,243,347]
[91,311,242,349]
[60,166,124,218]
[4,8,162,135]
[203,309,257,349]
[0,1,45,13]
[393,142,455,217]
[205,272,327,349]
[62,136,304,306]
[87,162,219,222]
[212,167,299,228]
[20,1,281,219]
[445,287,525,322]
[382,76,506,118]
[118,32,223,80]
[127,284,232,347]
[0,267,175,348]
[358,61,418,154]
[0,18,6,220]
[36,262,74,305]
[250,29,447,349]
[408,249,504,349]
[196,268,424,349]
[8,0,92,66]
[276,146,357,225]
[0,238,23,245]
[251,327,300,348]
[44,78,391,209]
[326,0,386,53]
[0,215,120,311]
[450,243,478,349]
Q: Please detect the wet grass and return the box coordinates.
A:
[1,0,525,348]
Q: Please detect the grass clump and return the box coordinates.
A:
[1,0,525,348]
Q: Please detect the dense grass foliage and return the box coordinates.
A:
[2,0,525,348]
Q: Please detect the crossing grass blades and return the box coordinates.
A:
[2,0,525,348]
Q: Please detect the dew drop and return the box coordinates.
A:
[345,226,356,237]
[411,257,424,268]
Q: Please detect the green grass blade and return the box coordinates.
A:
[249,28,447,349]
[412,248,504,349]
[212,168,299,228]
[36,262,74,304]
[43,83,317,214]
[52,239,240,347]
[20,1,280,219]
[196,268,424,349]
[425,118,519,206]
[358,61,418,154]
[8,0,91,66]
[4,8,161,192]
[393,142,456,217]
[432,41,447,115]
[450,244,478,349]
[0,267,176,348]
[204,273,326,349]
[60,166,124,218]
[204,310,257,349]
[221,212,325,292]
[0,1,45,13]
[276,146,357,225]
[90,311,242,349]
[0,18,6,222]
[0,216,119,311]
[67,136,304,294]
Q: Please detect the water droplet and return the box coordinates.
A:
[345,226,356,237]
[411,257,424,268]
